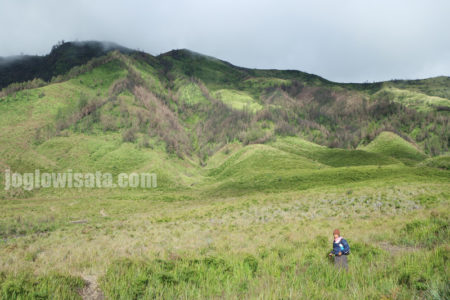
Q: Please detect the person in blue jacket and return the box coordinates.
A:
[328,228,350,270]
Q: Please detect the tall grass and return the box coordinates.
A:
[100,217,449,299]
[0,273,84,299]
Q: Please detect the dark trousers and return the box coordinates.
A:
[334,254,348,270]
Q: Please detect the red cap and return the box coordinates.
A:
[333,229,340,236]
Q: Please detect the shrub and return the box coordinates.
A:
[122,128,137,143]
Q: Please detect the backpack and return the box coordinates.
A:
[340,238,350,255]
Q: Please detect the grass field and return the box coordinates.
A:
[0,180,448,299]
[0,133,448,299]
[0,49,449,299]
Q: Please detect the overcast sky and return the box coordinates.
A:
[0,0,449,82]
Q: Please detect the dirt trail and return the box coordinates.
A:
[80,275,104,300]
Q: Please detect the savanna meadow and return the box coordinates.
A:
[0,41,448,299]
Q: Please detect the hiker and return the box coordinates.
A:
[328,229,350,270]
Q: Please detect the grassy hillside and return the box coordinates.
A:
[372,86,450,112]
[1,43,449,157]
[271,137,400,167]
[361,132,427,165]
[0,42,448,299]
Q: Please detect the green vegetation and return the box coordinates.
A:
[372,87,450,112]
[420,155,450,170]
[0,181,448,299]
[271,137,400,167]
[176,81,208,105]
[388,76,450,100]
[212,89,262,111]
[2,43,449,157]
[100,220,449,299]
[361,132,427,165]
[0,42,448,299]
[0,273,84,299]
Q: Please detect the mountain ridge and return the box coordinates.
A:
[0,41,448,166]
[0,41,133,88]
[2,41,449,88]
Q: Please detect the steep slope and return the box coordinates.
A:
[0,41,449,170]
[0,53,201,188]
[152,49,449,154]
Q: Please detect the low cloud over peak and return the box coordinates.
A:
[1,0,449,83]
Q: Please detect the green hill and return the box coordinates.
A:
[0,42,447,189]
[361,131,427,165]
[270,137,399,167]
[207,143,323,178]
[1,42,449,160]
